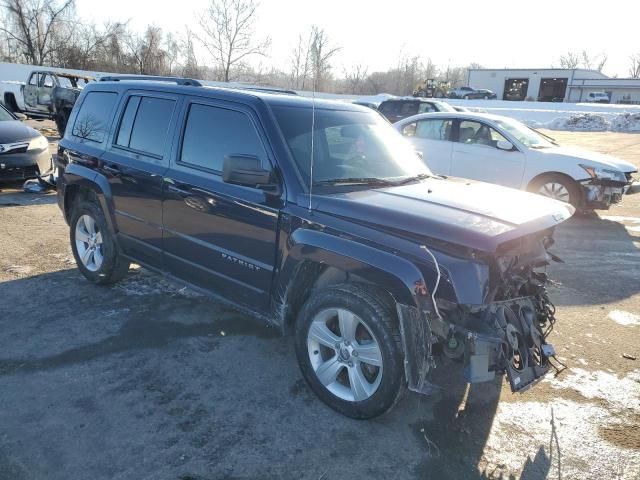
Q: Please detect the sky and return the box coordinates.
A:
[76,0,639,78]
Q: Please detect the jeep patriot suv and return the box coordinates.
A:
[56,76,573,418]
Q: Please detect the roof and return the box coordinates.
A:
[93,78,367,111]
[393,111,513,124]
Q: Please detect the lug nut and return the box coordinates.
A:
[353,351,358,357]
[348,361,353,367]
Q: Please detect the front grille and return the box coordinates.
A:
[0,164,38,180]
[0,146,28,155]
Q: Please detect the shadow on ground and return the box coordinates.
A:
[0,268,562,479]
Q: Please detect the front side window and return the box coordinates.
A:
[72,91,118,143]
[458,120,507,148]
[28,74,38,86]
[115,96,175,157]
[42,75,54,88]
[180,103,266,172]
[273,106,430,186]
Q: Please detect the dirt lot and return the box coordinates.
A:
[0,124,638,480]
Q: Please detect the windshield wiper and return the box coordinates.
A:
[312,177,398,187]
[393,173,432,185]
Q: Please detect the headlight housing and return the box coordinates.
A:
[580,164,626,182]
[27,135,48,151]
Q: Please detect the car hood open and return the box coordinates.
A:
[312,177,574,253]
[543,146,637,173]
[0,120,40,144]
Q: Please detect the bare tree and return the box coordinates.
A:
[559,51,580,69]
[308,25,340,91]
[198,0,270,82]
[630,53,640,79]
[1,0,75,65]
[124,25,167,75]
[289,32,312,90]
[180,27,200,78]
[343,64,368,94]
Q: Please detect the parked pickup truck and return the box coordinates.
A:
[1,70,94,135]
[56,76,574,419]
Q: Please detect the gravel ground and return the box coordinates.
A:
[0,123,638,480]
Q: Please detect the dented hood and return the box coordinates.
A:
[313,177,574,253]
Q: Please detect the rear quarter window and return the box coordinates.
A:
[72,91,118,143]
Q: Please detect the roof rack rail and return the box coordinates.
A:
[231,86,298,96]
[99,75,202,87]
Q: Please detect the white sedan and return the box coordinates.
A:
[394,112,638,209]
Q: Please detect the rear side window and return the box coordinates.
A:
[72,91,118,143]
[116,96,175,157]
[180,104,266,172]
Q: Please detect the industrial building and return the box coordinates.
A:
[467,68,640,104]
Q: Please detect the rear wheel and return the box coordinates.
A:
[463,94,470,100]
[295,284,405,419]
[70,199,130,285]
[529,173,582,208]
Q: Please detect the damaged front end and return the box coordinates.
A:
[399,230,563,395]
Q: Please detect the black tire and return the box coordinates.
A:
[528,173,583,209]
[294,283,405,419]
[70,199,130,285]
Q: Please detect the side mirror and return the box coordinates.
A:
[497,140,514,151]
[223,155,279,194]
[14,112,27,121]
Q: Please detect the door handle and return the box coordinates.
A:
[167,184,192,196]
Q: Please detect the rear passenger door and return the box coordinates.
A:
[100,91,180,268]
[399,118,453,175]
[162,98,280,310]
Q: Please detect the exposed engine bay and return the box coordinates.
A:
[400,229,564,395]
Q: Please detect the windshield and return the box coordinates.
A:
[272,106,431,186]
[0,105,14,121]
[494,118,554,149]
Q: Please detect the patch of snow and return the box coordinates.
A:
[610,112,640,132]
[608,310,640,327]
[483,399,639,480]
[546,368,640,409]
[544,113,610,132]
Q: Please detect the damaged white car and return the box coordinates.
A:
[395,112,639,209]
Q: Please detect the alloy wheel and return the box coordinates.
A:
[307,308,383,402]
[75,214,104,272]
[538,182,570,203]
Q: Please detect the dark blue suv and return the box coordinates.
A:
[56,77,573,418]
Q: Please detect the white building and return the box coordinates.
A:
[467,68,640,104]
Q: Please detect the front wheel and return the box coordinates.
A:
[529,174,582,208]
[70,199,130,285]
[295,284,405,419]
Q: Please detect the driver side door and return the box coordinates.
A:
[451,119,525,188]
